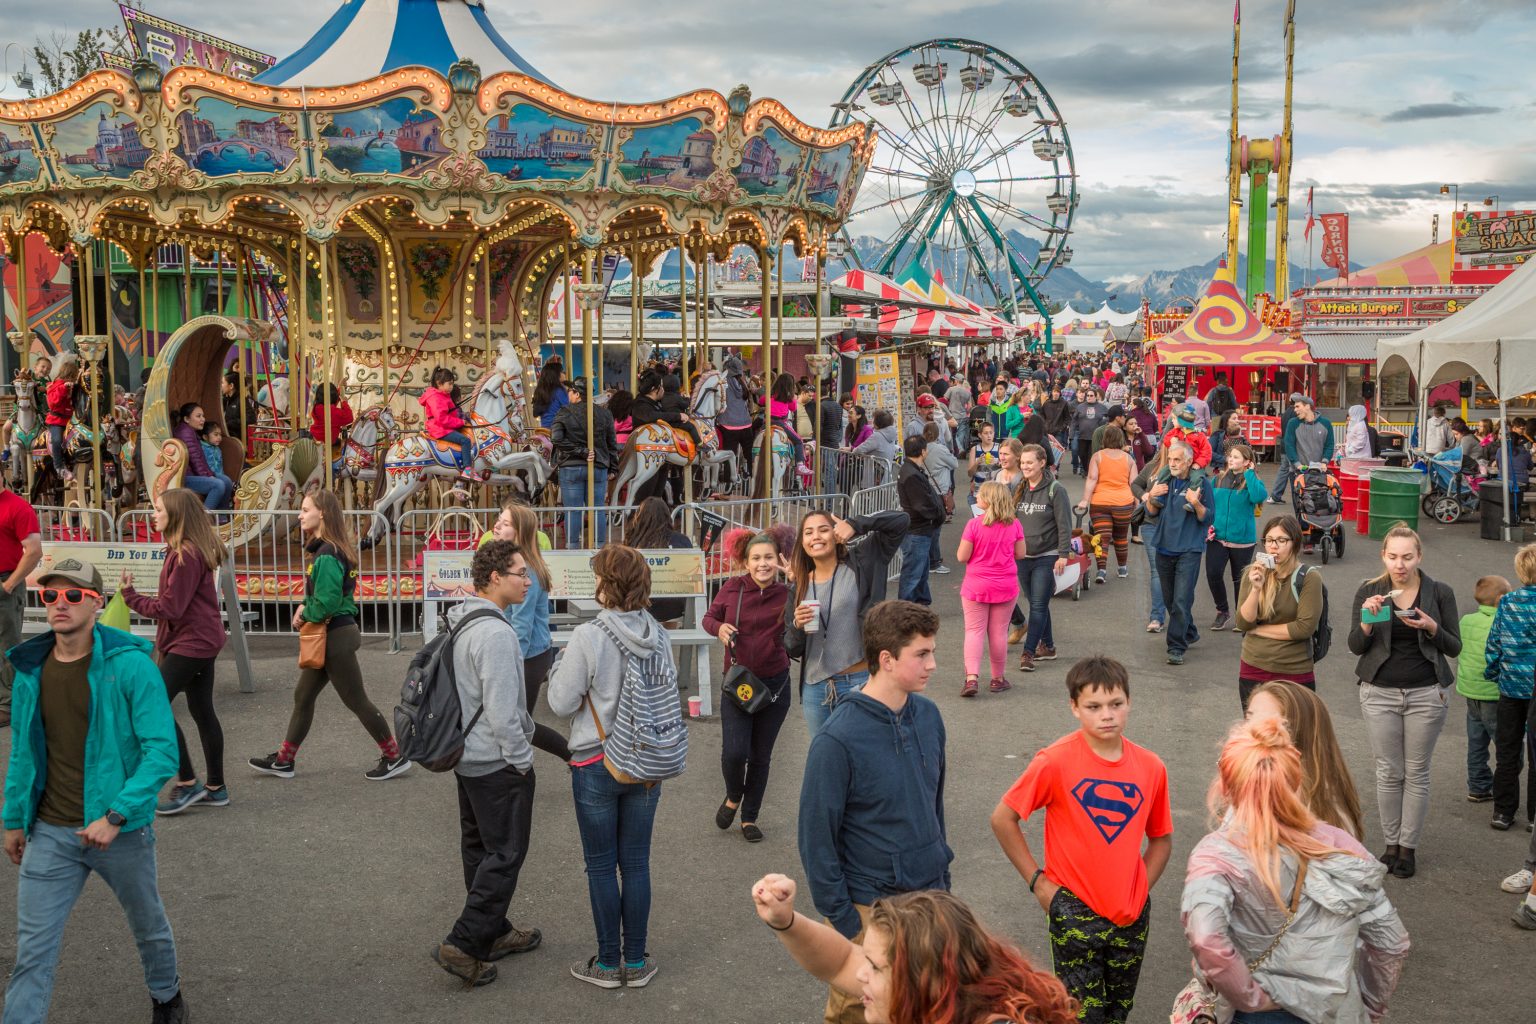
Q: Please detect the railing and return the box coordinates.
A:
[672,494,851,583]
[848,483,905,580]
[32,505,116,543]
[817,445,894,495]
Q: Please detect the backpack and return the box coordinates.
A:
[393,608,507,772]
[587,618,688,785]
[1290,565,1332,663]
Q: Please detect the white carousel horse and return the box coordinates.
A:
[608,421,697,506]
[750,422,803,498]
[333,405,398,485]
[3,377,41,487]
[685,367,737,492]
[367,340,550,542]
[255,377,290,426]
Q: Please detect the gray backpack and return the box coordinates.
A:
[394,609,506,772]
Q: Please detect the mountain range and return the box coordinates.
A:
[836,231,1358,313]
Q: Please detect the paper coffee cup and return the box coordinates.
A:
[687,696,702,718]
[800,599,822,633]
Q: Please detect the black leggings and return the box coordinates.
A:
[284,623,392,748]
[162,653,225,789]
[1205,540,1256,615]
[717,424,755,481]
[522,648,571,761]
[720,669,791,823]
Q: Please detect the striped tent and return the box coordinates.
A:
[1312,240,1452,290]
[852,304,1012,339]
[256,0,553,87]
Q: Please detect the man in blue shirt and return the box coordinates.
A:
[1145,442,1214,665]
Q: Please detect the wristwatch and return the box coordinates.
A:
[105,810,127,828]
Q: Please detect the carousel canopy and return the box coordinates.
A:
[256,0,553,87]
[1149,265,1312,366]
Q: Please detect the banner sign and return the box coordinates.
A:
[119,5,276,80]
[1453,209,1536,285]
[423,549,705,601]
[1232,414,1283,448]
[1301,294,1480,322]
[1318,214,1349,277]
[27,543,167,596]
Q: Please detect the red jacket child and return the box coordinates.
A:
[308,398,354,444]
[45,378,75,428]
[1160,421,1212,468]
[419,386,467,440]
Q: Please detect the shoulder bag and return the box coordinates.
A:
[721,582,777,714]
[1170,862,1308,1024]
[298,620,329,670]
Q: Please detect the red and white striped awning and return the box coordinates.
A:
[849,303,1015,339]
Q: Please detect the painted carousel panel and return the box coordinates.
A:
[614,116,715,189]
[0,121,44,189]
[175,98,299,177]
[733,125,805,199]
[317,96,450,179]
[805,141,856,211]
[44,101,152,183]
[477,103,600,184]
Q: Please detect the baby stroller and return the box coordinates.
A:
[1291,464,1346,563]
[1417,447,1481,523]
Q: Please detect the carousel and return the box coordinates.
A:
[0,0,873,589]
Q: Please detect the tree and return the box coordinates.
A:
[30,1,142,95]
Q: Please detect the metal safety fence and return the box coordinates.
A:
[817,446,894,496]
[32,505,115,543]
[848,483,906,580]
[672,493,851,584]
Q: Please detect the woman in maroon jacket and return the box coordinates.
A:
[121,488,229,815]
[703,529,791,843]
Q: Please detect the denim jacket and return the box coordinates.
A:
[1486,584,1536,699]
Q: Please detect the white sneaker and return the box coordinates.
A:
[1501,868,1534,894]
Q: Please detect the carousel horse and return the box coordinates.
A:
[3,377,41,488]
[750,422,803,498]
[255,376,291,427]
[608,421,698,506]
[685,367,737,492]
[367,340,549,544]
[333,405,398,487]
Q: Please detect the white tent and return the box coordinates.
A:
[1376,255,1536,538]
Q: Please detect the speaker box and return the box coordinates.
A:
[1361,380,1376,400]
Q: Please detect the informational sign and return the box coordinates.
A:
[119,5,276,80]
[1301,294,1480,322]
[1319,213,1350,277]
[27,543,167,595]
[423,548,706,602]
[855,351,900,415]
[1232,414,1283,448]
[1453,209,1536,285]
[1161,365,1189,403]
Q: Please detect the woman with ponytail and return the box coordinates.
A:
[1181,718,1409,1024]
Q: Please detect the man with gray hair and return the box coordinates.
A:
[1144,442,1213,666]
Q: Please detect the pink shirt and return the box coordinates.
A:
[959,517,1024,603]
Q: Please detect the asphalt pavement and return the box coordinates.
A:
[0,473,1530,1023]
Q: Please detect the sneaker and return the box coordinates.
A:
[433,943,498,987]
[487,925,542,961]
[1514,901,1536,931]
[249,753,295,779]
[930,563,951,575]
[989,676,1012,693]
[203,786,230,808]
[1116,566,1129,579]
[1095,569,1107,585]
[1468,791,1494,803]
[1146,620,1163,633]
[1211,612,1232,631]
[1018,651,1037,673]
[1167,652,1185,665]
[1501,868,1534,894]
[1493,813,1515,831]
[1268,496,1285,504]
[1007,625,1027,646]
[961,677,979,698]
[1034,643,1058,661]
[624,956,659,988]
[151,991,188,1024]
[365,755,412,781]
[156,783,207,816]
[570,956,624,989]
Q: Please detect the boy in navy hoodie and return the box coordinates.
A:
[797,600,949,1024]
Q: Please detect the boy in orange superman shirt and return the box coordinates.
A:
[991,655,1172,1024]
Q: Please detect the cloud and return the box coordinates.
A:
[1383,102,1500,122]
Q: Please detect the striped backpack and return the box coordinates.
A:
[587,619,688,785]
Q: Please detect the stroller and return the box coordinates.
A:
[1291,464,1346,563]
[1417,447,1481,523]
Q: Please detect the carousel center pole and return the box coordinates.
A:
[775,245,785,380]
[631,241,642,396]
[760,243,775,504]
[320,242,334,492]
[562,244,574,374]
[234,246,249,458]
[581,248,597,546]
[676,238,688,387]
[83,245,104,512]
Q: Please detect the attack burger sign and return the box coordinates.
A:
[1301,294,1480,323]
[1453,209,1536,285]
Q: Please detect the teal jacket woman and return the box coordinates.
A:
[1210,466,1269,544]
[2,627,176,833]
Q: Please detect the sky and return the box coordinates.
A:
[7,0,1536,282]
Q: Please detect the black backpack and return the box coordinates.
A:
[1291,565,1332,663]
[394,608,507,772]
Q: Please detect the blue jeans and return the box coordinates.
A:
[1145,542,1166,625]
[558,465,610,548]
[1019,555,1057,652]
[1155,549,1203,655]
[570,762,660,968]
[801,670,869,738]
[46,424,67,474]
[898,532,933,604]
[4,821,179,1022]
[441,429,473,467]
[1271,455,1292,500]
[183,472,235,510]
[928,527,944,568]
[1466,695,1499,796]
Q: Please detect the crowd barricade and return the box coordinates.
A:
[818,446,893,495]
[32,505,115,543]
[672,494,851,584]
[847,483,906,581]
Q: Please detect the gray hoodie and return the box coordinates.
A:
[547,608,676,764]
[852,424,899,463]
[447,597,535,775]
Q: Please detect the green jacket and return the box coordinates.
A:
[1456,604,1500,701]
[3,626,176,834]
[303,543,359,623]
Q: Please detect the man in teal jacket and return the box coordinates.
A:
[1,558,186,1023]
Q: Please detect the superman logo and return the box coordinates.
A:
[1071,778,1145,845]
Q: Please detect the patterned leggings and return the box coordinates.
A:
[1089,503,1136,570]
[1047,888,1149,1024]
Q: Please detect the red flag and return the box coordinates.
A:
[1234,0,1241,23]
[1318,213,1349,278]
[1303,187,1316,242]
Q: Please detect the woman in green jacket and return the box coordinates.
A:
[249,490,410,781]
[1207,443,1269,632]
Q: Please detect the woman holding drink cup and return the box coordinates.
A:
[785,508,909,739]
[1232,515,1324,712]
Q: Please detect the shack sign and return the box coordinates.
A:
[1301,294,1481,322]
[1453,209,1536,285]
[119,5,276,81]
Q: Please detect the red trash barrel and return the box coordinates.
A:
[1341,458,1384,531]
[1340,468,1359,521]
[1357,482,1371,534]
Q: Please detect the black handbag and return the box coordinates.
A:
[721,584,778,714]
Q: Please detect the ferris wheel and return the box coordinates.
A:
[831,39,1078,320]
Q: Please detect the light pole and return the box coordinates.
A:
[1483,195,1501,208]
[1439,183,1460,220]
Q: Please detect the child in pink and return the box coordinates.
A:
[957,480,1028,697]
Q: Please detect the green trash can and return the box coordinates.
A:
[1369,468,1423,539]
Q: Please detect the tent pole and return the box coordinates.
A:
[1500,398,1513,542]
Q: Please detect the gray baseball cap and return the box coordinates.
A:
[36,556,103,593]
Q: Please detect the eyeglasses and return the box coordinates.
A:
[1263,537,1293,547]
[41,587,101,606]
[503,569,530,580]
